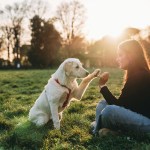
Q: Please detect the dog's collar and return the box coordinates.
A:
[55,79,71,107]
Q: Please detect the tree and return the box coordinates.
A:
[64,36,87,58]
[123,27,140,37]
[0,34,5,58]
[28,15,61,67]
[0,0,55,68]
[0,1,30,67]
[28,0,50,20]
[1,26,13,62]
[56,0,86,57]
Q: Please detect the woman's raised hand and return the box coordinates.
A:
[99,72,109,87]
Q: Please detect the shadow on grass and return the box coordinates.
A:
[0,118,14,130]
[84,130,150,150]
[3,118,54,149]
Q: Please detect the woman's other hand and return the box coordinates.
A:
[99,72,109,87]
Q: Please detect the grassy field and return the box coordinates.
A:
[0,68,150,150]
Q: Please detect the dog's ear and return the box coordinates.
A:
[64,61,72,76]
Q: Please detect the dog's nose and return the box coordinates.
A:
[86,71,89,76]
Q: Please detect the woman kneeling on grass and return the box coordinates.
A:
[92,39,150,136]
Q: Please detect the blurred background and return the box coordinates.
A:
[0,0,150,69]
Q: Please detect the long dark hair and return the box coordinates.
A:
[118,39,150,81]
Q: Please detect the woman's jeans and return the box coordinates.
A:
[93,100,150,134]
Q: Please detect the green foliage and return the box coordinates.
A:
[0,68,150,150]
[28,15,62,68]
[87,37,118,67]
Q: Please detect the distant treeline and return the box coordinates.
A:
[0,0,150,68]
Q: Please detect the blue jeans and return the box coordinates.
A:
[93,100,150,134]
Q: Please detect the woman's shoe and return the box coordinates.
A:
[98,128,121,137]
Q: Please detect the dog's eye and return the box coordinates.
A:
[76,66,79,69]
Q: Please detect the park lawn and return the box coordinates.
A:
[0,68,150,150]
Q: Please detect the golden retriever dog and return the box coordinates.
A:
[29,58,101,129]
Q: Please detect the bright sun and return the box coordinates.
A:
[83,0,150,41]
[106,28,123,38]
[84,18,125,40]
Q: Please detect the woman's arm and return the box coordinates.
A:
[99,72,124,106]
[100,70,150,108]
[100,86,118,104]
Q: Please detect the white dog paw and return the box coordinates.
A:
[54,121,60,129]
[34,116,49,127]
[91,69,101,77]
[36,120,46,127]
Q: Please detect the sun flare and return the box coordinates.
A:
[83,0,150,41]
[84,17,125,40]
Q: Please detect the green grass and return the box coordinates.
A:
[0,68,150,150]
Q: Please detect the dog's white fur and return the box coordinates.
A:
[29,58,100,129]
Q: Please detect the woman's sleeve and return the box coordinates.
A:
[100,71,150,107]
[100,86,118,105]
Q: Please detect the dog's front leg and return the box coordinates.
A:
[49,102,60,129]
[73,69,101,100]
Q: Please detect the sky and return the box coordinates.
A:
[0,0,150,41]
